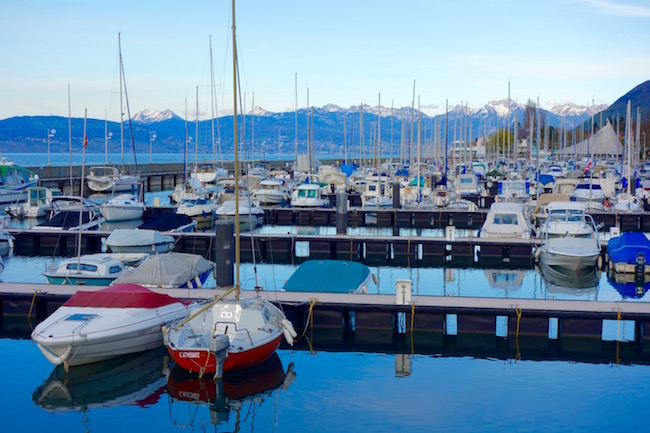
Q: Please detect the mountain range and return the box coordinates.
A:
[1,80,648,158]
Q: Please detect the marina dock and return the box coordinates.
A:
[3,283,650,361]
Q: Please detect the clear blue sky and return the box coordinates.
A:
[1,0,649,121]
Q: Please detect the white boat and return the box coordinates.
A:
[251,178,290,205]
[33,196,104,231]
[0,156,39,205]
[86,166,140,193]
[104,229,175,254]
[112,252,214,289]
[100,194,145,222]
[571,178,606,204]
[175,197,220,228]
[0,230,14,256]
[495,178,531,203]
[43,253,147,285]
[31,283,194,367]
[290,183,330,208]
[454,172,482,197]
[215,199,264,231]
[479,202,533,239]
[361,174,392,208]
[538,202,601,272]
[6,186,60,219]
[171,177,210,204]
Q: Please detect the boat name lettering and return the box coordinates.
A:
[179,351,202,359]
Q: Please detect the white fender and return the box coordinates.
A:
[282,327,294,346]
[282,318,297,338]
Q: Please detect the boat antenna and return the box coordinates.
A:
[232,0,240,299]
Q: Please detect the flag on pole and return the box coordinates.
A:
[84,136,88,148]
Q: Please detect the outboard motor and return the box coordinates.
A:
[209,333,230,379]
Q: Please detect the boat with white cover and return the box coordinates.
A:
[479,202,533,239]
[112,252,214,289]
[104,229,175,254]
[31,283,194,367]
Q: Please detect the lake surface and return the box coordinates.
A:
[4,334,650,433]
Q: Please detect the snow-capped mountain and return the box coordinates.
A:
[132,109,181,124]
[549,102,607,118]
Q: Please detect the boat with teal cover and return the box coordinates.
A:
[282,260,374,294]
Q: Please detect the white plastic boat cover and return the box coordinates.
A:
[105,229,174,247]
[112,252,214,288]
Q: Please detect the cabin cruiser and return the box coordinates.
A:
[100,194,145,222]
[6,186,60,219]
[0,156,39,205]
[479,202,533,239]
[290,183,330,208]
[43,253,147,285]
[538,201,601,272]
[33,196,104,231]
[215,199,264,231]
[86,166,140,193]
[251,178,290,205]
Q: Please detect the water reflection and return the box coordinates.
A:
[539,261,600,300]
[608,272,650,300]
[166,353,295,428]
[32,347,168,411]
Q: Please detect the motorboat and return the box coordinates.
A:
[104,229,175,254]
[100,193,145,222]
[138,213,196,233]
[361,174,392,208]
[290,183,330,208]
[251,178,290,205]
[43,253,147,285]
[31,283,194,367]
[33,196,104,231]
[163,297,297,378]
[86,166,140,193]
[6,186,60,219]
[171,177,210,204]
[282,260,375,294]
[215,199,264,231]
[478,202,533,239]
[0,156,39,205]
[495,178,531,203]
[454,172,482,197]
[174,197,220,229]
[539,201,597,238]
[32,347,168,411]
[571,178,606,204]
[538,202,601,273]
[606,232,650,274]
[0,230,14,256]
[111,252,214,289]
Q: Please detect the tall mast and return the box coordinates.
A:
[232,0,240,294]
[119,33,124,168]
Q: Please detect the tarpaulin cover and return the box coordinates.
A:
[282,260,370,293]
[607,232,650,265]
[63,283,184,308]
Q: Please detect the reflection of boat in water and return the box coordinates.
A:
[166,352,295,426]
[32,347,167,411]
[540,261,600,299]
[607,272,650,299]
[484,269,526,292]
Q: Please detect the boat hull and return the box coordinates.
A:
[167,333,283,375]
[32,303,191,366]
[101,204,145,222]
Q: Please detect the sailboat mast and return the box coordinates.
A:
[232,0,240,293]
[119,33,124,168]
[77,109,88,269]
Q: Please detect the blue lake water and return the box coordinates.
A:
[4,335,650,432]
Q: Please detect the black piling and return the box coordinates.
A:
[336,191,348,235]
[214,220,234,287]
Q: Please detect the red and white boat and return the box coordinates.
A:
[31,284,194,367]
[162,297,296,378]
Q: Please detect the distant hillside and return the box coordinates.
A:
[2,82,649,157]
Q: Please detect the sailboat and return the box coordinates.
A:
[163,0,296,379]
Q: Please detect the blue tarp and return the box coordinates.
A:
[340,163,358,177]
[537,173,555,186]
[282,260,370,293]
[607,232,650,265]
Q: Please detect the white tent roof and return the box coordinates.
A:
[560,120,622,156]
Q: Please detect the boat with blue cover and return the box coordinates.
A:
[282,259,375,294]
[606,232,650,274]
